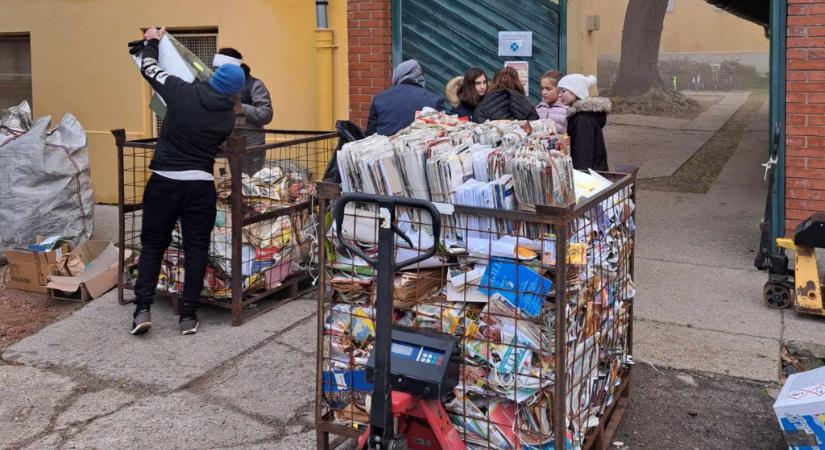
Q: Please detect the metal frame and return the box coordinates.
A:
[112,128,336,326]
[769,0,787,244]
[314,166,637,450]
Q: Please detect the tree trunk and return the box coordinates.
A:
[612,0,670,97]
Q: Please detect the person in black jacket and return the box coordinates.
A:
[558,74,611,171]
[130,27,245,336]
[366,59,446,136]
[444,67,488,119]
[472,66,539,123]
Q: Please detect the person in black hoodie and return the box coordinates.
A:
[472,66,539,123]
[366,59,445,135]
[130,27,244,336]
[557,74,611,171]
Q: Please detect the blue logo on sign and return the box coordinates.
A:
[510,42,520,52]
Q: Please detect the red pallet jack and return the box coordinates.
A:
[334,193,467,450]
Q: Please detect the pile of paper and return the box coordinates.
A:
[512,149,575,209]
[336,116,577,223]
[322,114,636,449]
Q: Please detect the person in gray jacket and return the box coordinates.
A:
[213,47,273,175]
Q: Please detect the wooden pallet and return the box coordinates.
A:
[583,369,633,450]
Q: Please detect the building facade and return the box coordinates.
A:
[0,0,350,203]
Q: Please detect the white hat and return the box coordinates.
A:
[558,74,597,100]
[212,53,242,68]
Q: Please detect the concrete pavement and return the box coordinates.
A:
[615,93,825,382]
[1,90,822,449]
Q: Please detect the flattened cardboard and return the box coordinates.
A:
[46,241,120,299]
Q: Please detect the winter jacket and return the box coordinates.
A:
[472,89,539,123]
[452,103,475,119]
[366,81,446,136]
[139,39,235,174]
[536,100,568,134]
[240,76,273,147]
[567,97,611,172]
[444,76,476,119]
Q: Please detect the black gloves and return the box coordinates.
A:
[128,39,145,56]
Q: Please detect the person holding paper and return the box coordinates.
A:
[213,47,273,175]
[130,27,244,336]
[366,59,446,136]
[558,74,610,171]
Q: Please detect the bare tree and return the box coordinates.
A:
[612,0,670,96]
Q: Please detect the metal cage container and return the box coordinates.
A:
[314,168,636,450]
[112,128,336,325]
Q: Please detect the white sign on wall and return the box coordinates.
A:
[498,31,533,57]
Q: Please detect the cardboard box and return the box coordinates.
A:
[5,243,70,294]
[47,241,120,301]
[773,365,825,449]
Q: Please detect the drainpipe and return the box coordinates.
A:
[315,0,337,131]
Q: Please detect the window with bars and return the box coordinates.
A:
[153,29,218,136]
[0,35,33,110]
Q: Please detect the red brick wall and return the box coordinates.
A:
[786,0,825,232]
[347,0,393,129]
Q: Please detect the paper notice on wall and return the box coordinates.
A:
[498,31,533,57]
[504,61,529,96]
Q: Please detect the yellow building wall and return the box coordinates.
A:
[566,0,599,77]
[595,0,767,55]
[0,0,349,204]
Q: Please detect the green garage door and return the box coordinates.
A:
[393,0,565,104]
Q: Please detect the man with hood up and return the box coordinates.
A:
[366,59,446,136]
[129,27,245,336]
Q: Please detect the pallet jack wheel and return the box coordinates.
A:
[764,282,793,309]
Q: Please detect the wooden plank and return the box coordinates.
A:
[583,370,632,450]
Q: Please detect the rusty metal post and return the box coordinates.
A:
[554,222,569,450]
[228,133,246,326]
[112,129,128,305]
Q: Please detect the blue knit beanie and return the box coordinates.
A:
[209,64,245,95]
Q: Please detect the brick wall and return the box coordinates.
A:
[786,0,825,232]
[347,0,393,129]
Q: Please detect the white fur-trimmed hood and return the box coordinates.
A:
[566,97,612,117]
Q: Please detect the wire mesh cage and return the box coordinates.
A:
[0,35,33,109]
[113,128,336,325]
[314,170,636,450]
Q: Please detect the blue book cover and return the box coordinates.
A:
[480,258,553,318]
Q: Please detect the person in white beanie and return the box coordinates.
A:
[557,74,611,171]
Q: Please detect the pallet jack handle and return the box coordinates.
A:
[333,193,442,450]
[333,193,441,272]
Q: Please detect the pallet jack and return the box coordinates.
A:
[764,213,825,316]
[333,193,467,450]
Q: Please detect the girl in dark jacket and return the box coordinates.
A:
[472,67,539,123]
[446,67,488,119]
[557,74,611,171]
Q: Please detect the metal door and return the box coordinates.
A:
[392,0,565,103]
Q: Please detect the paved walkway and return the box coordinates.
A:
[607,91,749,179]
[1,91,822,449]
[612,92,824,382]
